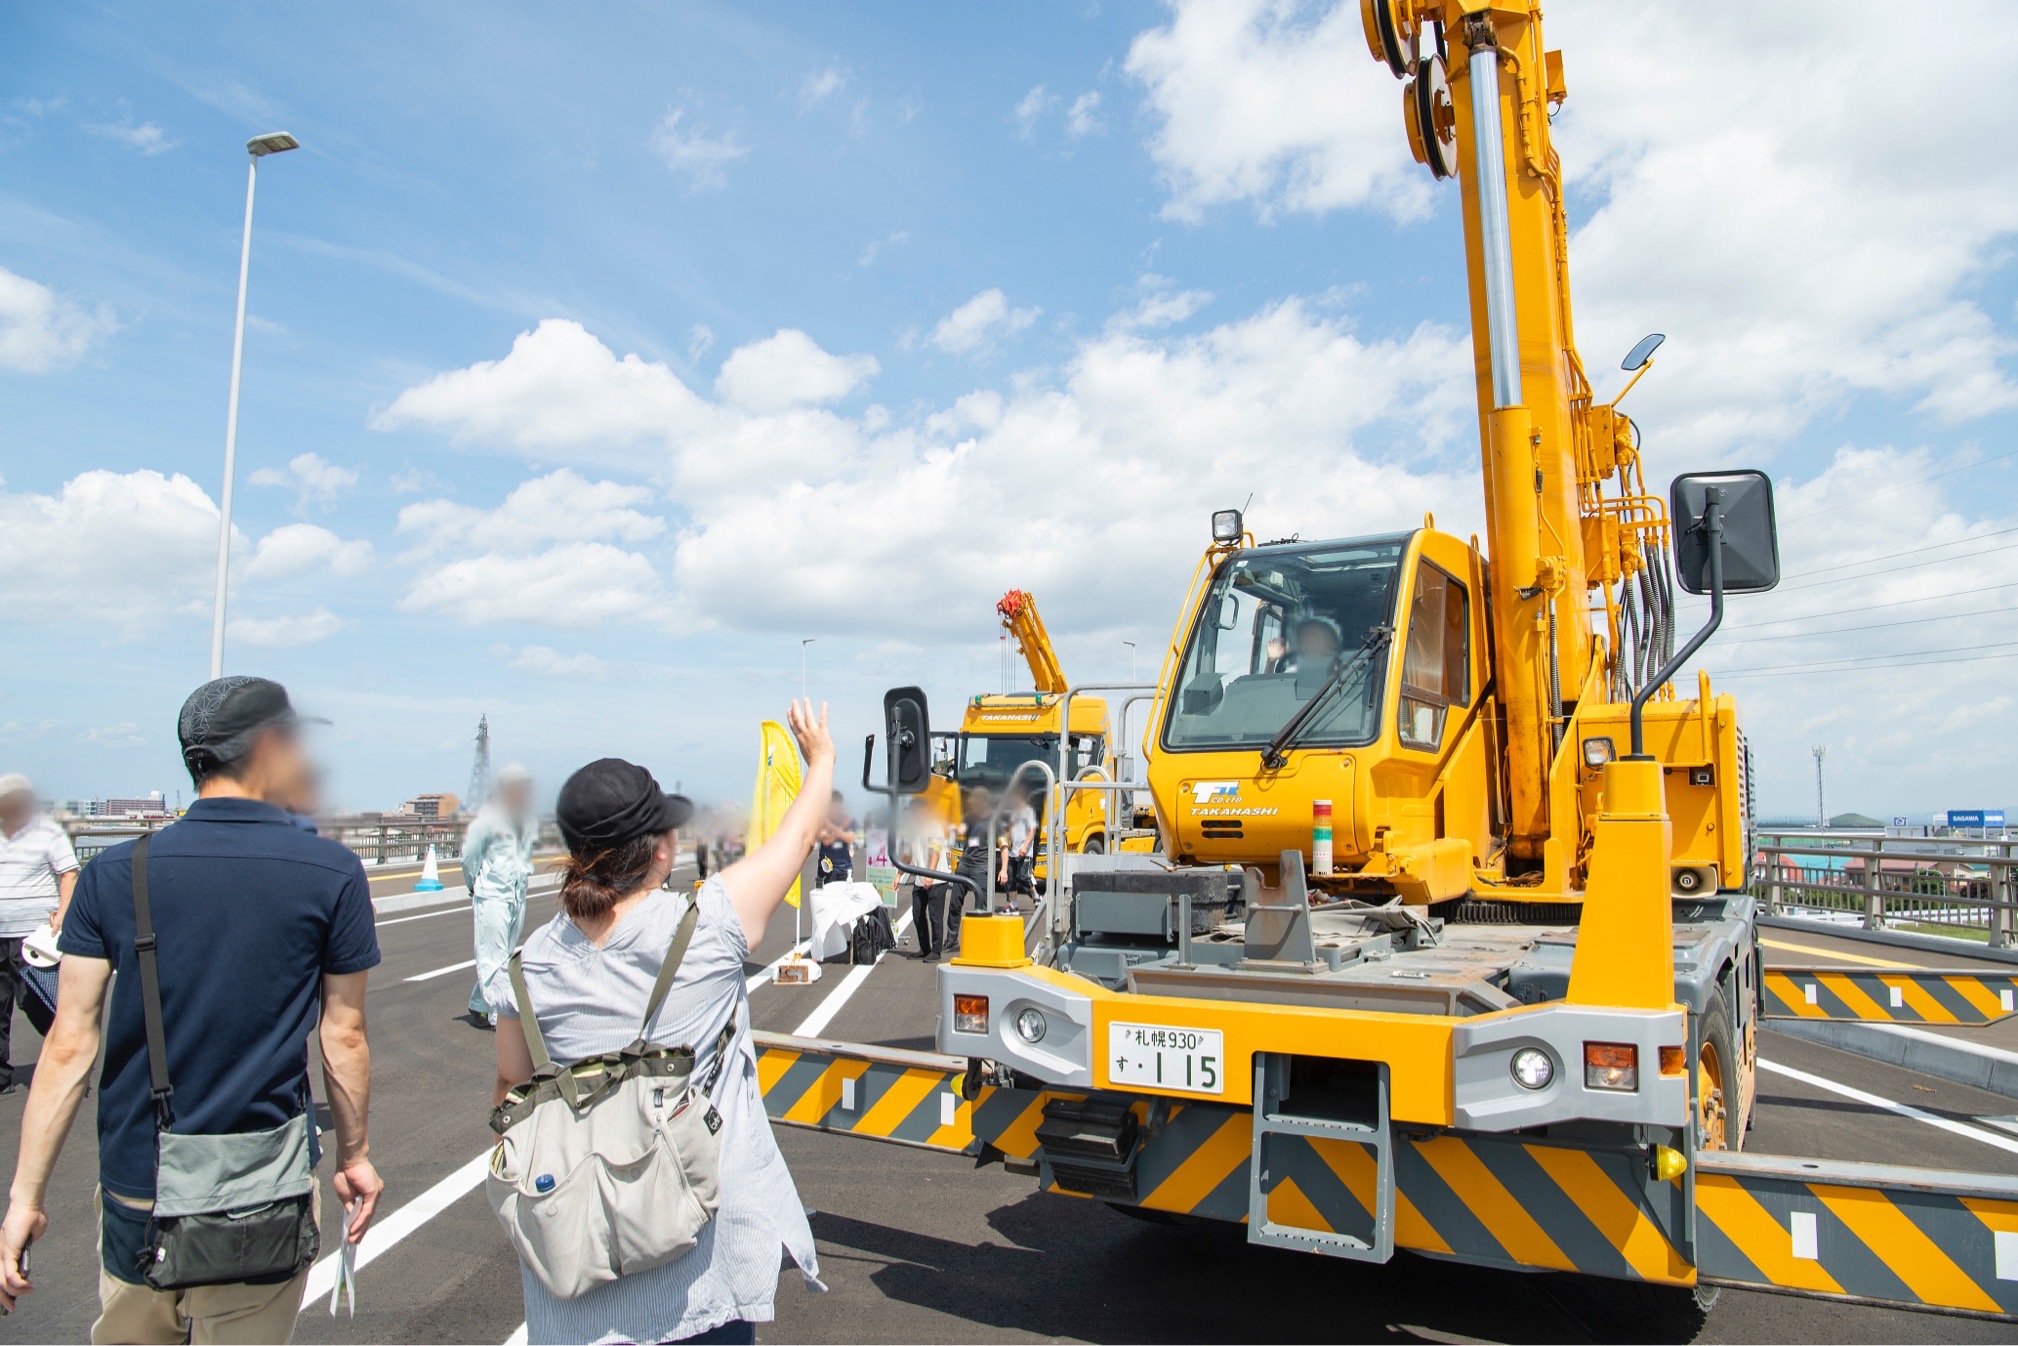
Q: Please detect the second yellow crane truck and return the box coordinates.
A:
[859,0,2018,1319]
[933,590,1115,863]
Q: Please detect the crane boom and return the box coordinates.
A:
[995,589,1067,695]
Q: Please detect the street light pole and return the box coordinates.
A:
[208,131,300,680]
[800,638,815,700]
[1123,640,1137,681]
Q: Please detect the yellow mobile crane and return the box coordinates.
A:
[937,590,1114,861]
[852,0,2018,1319]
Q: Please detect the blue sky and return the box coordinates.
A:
[4,1,2016,820]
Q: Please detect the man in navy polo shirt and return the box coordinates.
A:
[0,677,383,1343]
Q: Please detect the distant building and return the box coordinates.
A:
[398,792,461,820]
[60,792,170,819]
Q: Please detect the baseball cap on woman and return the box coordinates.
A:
[556,758,693,853]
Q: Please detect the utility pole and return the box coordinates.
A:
[800,639,815,701]
[1811,745,1827,829]
[468,714,492,813]
[1123,640,1137,682]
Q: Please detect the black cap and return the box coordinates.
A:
[557,758,694,853]
[177,676,325,772]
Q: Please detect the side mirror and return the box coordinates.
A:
[1622,333,1666,372]
[1671,469,1778,595]
[883,686,933,795]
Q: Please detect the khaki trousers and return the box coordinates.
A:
[91,1187,317,1345]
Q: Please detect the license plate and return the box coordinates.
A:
[1107,1022,1225,1095]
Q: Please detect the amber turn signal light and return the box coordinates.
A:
[1658,1045,1686,1076]
[954,994,989,1035]
[1584,1042,1639,1091]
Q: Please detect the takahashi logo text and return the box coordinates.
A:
[1191,781,1240,804]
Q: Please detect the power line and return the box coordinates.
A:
[1781,447,2018,523]
[1722,580,2018,631]
[1776,534,2018,590]
[1711,638,2018,677]
[1723,601,2017,643]
[1714,649,2018,680]
[1778,524,2018,580]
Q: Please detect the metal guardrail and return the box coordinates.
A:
[1752,830,2018,948]
[66,815,563,868]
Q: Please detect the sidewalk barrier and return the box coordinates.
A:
[1763,968,2018,1025]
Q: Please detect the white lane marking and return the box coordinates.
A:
[1758,1057,2018,1156]
[406,958,477,983]
[790,910,912,1039]
[377,903,470,928]
[302,1152,491,1309]
[504,1324,528,1345]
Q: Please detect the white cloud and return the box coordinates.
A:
[77,723,146,749]
[1110,274,1213,332]
[714,329,877,411]
[928,289,1041,355]
[1012,85,1054,140]
[86,119,175,155]
[242,523,373,580]
[501,644,609,679]
[687,323,715,362]
[376,318,707,453]
[400,543,664,628]
[0,264,117,372]
[649,108,749,192]
[1126,0,1426,223]
[227,608,349,648]
[1125,1,2018,463]
[389,466,439,494]
[858,229,909,268]
[0,469,228,635]
[799,67,848,109]
[396,469,663,560]
[247,451,358,512]
[1066,91,1104,138]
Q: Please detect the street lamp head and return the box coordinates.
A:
[247,132,300,158]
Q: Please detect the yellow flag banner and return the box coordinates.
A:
[747,720,804,907]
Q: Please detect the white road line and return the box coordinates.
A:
[503,1323,528,1345]
[1757,1057,2018,1157]
[302,1152,491,1310]
[791,910,912,1039]
[377,903,470,928]
[406,958,477,983]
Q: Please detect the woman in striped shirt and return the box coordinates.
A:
[493,700,835,1344]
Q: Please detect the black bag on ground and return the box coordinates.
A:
[128,834,320,1290]
[849,906,896,965]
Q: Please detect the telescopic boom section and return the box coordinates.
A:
[996,589,1068,695]
[1368,0,1597,862]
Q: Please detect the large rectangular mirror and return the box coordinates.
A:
[883,686,933,795]
[1671,469,1779,595]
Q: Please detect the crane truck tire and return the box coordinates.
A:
[1697,989,1738,1155]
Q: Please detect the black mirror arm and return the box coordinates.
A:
[859,733,979,899]
[1629,490,1724,758]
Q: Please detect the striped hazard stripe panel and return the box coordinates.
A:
[753,1032,976,1154]
[969,1086,1693,1284]
[1763,968,2018,1025]
[1698,1152,2018,1318]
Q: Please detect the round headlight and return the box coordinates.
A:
[1510,1047,1554,1091]
[1014,1007,1048,1043]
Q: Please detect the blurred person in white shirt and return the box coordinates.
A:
[0,775,79,1093]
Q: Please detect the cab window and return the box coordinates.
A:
[1397,562,1468,752]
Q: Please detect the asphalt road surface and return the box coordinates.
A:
[2,878,2014,1344]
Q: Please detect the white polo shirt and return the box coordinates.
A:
[0,815,79,938]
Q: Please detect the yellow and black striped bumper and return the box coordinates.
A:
[754,1031,976,1154]
[1763,968,2018,1024]
[1697,1151,2018,1318]
[969,1085,1695,1284]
